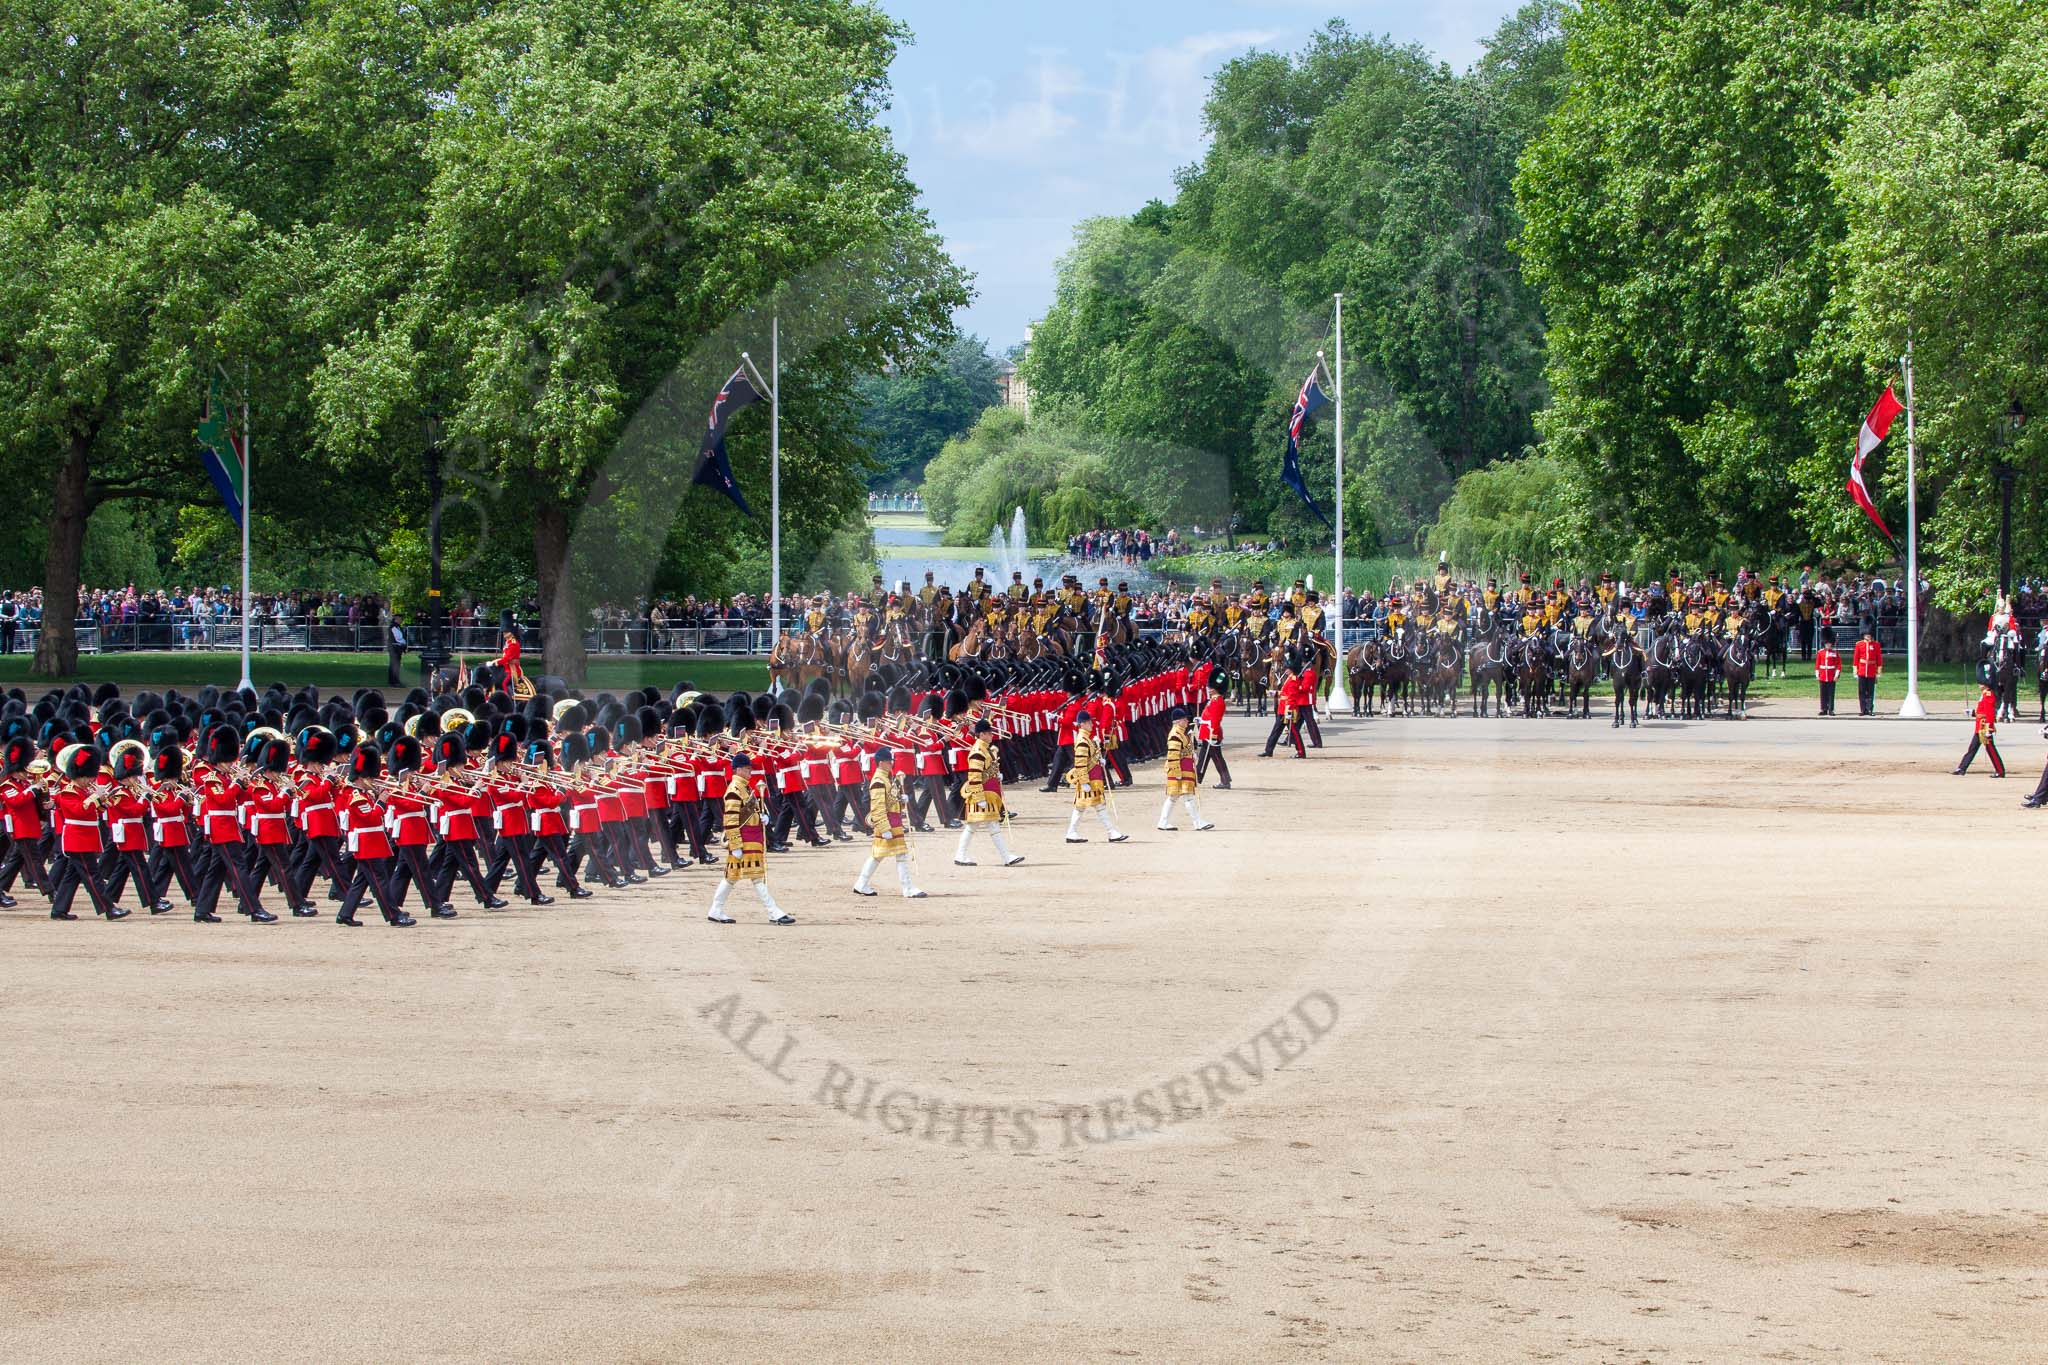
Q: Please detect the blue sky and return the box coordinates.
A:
[878,1,1523,351]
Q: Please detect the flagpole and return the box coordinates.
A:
[239,363,252,692]
[1327,292,1348,716]
[1899,334,1924,718]
[770,312,782,651]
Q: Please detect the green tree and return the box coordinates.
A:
[1816,0,2044,608]
[857,335,1002,488]
[312,0,967,681]
[1516,0,1914,567]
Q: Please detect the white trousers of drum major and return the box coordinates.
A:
[1066,806,1122,840]
[955,823,1019,864]
[710,878,784,919]
[856,855,923,898]
[1156,796,1212,831]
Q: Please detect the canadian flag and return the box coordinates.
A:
[1848,386,1901,540]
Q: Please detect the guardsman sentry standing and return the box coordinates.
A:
[1814,630,1841,716]
[1852,623,1884,716]
[1064,711,1126,844]
[954,720,1024,867]
[854,746,926,899]
[709,754,794,925]
[1155,709,1214,832]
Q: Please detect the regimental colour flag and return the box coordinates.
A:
[691,367,761,515]
[1282,363,1332,528]
[196,375,246,529]
[1848,385,1902,541]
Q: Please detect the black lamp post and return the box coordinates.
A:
[1995,398,2026,600]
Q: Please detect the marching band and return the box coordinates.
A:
[0,651,1222,931]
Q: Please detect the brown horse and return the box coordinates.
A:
[948,617,987,663]
[1346,638,1383,717]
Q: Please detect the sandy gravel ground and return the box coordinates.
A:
[4,701,2046,1363]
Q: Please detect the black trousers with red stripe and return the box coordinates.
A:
[486,831,543,901]
[148,843,201,903]
[101,846,161,909]
[387,843,440,909]
[194,840,267,916]
[1959,730,2006,777]
[50,848,116,917]
[1,833,53,897]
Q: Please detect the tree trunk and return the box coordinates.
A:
[33,430,92,680]
[534,503,586,686]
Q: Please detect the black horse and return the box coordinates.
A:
[1721,629,1757,718]
[1467,629,1509,718]
[1562,635,1600,719]
[1610,626,1646,728]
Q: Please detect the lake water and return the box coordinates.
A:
[872,521,1174,594]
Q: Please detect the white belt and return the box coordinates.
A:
[112,819,143,839]
[63,818,99,831]
[299,801,333,814]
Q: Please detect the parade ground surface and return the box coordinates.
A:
[5,703,2044,1363]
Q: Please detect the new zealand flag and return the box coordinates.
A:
[1282,364,1331,527]
[691,367,760,514]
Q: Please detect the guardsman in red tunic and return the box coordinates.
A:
[1196,677,1231,788]
[429,733,506,912]
[1039,691,1085,793]
[382,735,450,917]
[524,739,591,899]
[1813,631,1842,716]
[560,731,622,889]
[482,732,550,906]
[288,727,349,908]
[248,738,315,916]
[335,744,413,926]
[49,744,121,919]
[0,735,51,903]
[1261,664,1308,759]
[145,743,201,911]
[1954,682,2006,778]
[1852,625,1884,716]
[192,723,272,923]
[100,739,169,914]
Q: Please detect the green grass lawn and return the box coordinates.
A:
[1736,658,1988,712]
[0,652,768,696]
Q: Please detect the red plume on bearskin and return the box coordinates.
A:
[388,735,423,774]
[60,745,102,781]
[350,745,383,782]
[153,746,185,782]
[2,736,33,775]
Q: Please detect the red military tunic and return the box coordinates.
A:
[52,786,104,854]
[0,776,44,841]
[295,773,342,840]
[341,789,393,860]
[106,787,150,853]
[1814,647,1842,684]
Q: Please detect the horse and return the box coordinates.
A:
[1677,633,1719,719]
[1645,627,1680,719]
[2036,641,2048,723]
[1424,634,1464,716]
[1380,632,1415,716]
[766,632,801,694]
[1720,629,1756,718]
[1562,635,1599,719]
[1608,626,1645,728]
[948,617,987,663]
[1985,634,2021,722]
[1346,638,1383,717]
[1764,603,1795,678]
[1512,636,1550,718]
[1467,630,1509,718]
[1236,631,1273,716]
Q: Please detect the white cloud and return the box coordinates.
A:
[1102,29,1284,155]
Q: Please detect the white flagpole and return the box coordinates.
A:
[771,313,782,651]
[1327,292,1348,716]
[239,364,252,692]
[1899,334,1924,718]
